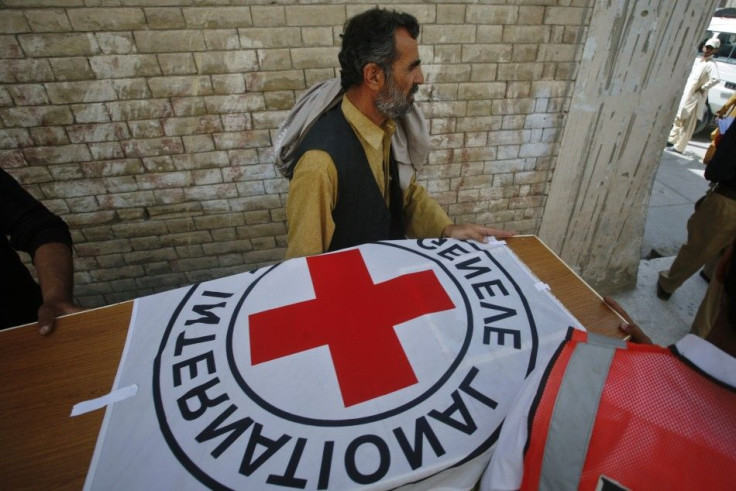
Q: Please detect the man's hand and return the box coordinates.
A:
[37,300,84,336]
[603,297,652,344]
[33,242,83,336]
[441,224,516,243]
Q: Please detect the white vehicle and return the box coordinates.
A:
[694,16,736,133]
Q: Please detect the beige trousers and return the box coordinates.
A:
[658,191,736,294]
[691,276,723,337]
[668,113,698,153]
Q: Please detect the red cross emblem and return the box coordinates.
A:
[249,249,455,407]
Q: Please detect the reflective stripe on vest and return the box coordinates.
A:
[539,333,626,491]
[523,330,736,491]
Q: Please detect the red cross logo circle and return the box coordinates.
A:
[152,239,548,490]
[226,244,473,425]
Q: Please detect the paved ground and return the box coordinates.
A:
[608,131,712,345]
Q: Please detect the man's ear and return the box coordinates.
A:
[363,62,385,91]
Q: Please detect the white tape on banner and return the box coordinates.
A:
[71,384,138,417]
[486,238,506,248]
[535,281,550,291]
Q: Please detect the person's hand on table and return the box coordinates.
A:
[37,300,84,336]
[603,296,652,344]
[442,224,516,243]
[33,242,85,336]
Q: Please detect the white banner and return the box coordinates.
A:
[84,239,580,490]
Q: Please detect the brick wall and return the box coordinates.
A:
[0,1,590,308]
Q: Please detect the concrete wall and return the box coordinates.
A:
[538,0,718,293]
[1,1,590,308]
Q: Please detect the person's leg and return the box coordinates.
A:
[673,112,698,153]
[658,193,736,295]
[667,118,684,146]
[691,275,723,337]
[701,251,722,281]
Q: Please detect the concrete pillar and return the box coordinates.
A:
[538,0,718,294]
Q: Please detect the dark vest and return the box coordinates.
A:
[293,105,404,251]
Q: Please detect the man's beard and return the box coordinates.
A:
[375,76,418,120]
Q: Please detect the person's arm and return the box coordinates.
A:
[403,176,515,242]
[702,64,720,92]
[603,297,652,344]
[695,61,719,94]
[442,223,516,243]
[33,242,83,335]
[285,150,338,259]
[1,169,82,335]
[402,176,452,238]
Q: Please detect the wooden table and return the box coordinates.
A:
[0,236,623,490]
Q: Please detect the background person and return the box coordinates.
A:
[657,111,736,300]
[667,37,721,154]
[1,168,82,335]
[283,9,513,259]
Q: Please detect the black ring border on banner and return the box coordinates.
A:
[152,239,540,489]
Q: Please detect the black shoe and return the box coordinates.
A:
[666,141,674,147]
[699,270,711,283]
[666,146,682,154]
[644,248,663,260]
[656,282,672,300]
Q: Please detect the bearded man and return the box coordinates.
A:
[283,8,513,259]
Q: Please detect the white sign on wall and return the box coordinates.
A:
[84,239,580,490]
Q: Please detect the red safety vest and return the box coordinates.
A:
[521,329,736,491]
